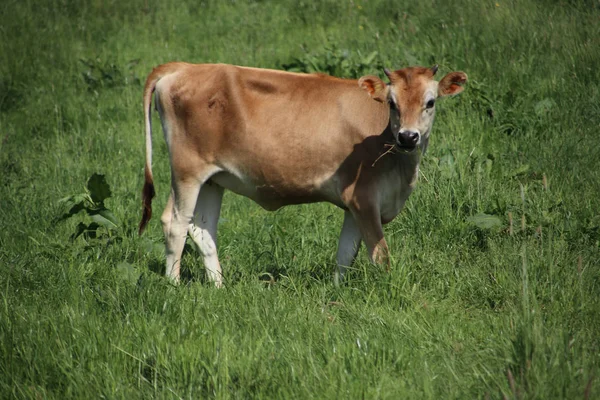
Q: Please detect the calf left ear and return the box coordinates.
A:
[438,72,468,97]
[358,75,389,103]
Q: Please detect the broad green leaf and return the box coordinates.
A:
[88,209,118,229]
[466,213,503,230]
[87,173,112,204]
[98,208,119,227]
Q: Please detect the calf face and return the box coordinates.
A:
[359,66,467,151]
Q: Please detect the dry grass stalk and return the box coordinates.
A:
[507,369,518,399]
[542,173,548,190]
[371,143,397,167]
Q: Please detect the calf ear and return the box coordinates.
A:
[358,75,389,103]
[438,72,468,97]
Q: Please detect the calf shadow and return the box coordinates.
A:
[146,241,200,283]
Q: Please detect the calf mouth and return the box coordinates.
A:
[395,143,418,153]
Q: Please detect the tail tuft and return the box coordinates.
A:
[139,183,155,235]
[139,168,155,235]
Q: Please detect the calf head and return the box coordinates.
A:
[359,66,467,151]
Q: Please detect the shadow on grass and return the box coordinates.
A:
[147,243,338,287]
[146,241,208,284]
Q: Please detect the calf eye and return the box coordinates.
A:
[426,99,435,109]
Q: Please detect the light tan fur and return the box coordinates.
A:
[139,62,467,285]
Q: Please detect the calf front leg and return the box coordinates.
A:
[352,205,390,272]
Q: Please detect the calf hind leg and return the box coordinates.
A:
[162,166,219,284]
[162,180,202,283]
[188,182,225,287]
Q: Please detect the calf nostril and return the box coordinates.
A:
[403,131,419,145]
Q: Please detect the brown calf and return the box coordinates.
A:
[139,62,467,286]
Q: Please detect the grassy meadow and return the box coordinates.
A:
[1,0,599,397]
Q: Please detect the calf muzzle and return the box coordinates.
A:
[396,130,420,149]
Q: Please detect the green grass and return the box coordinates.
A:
[1,0,599,398]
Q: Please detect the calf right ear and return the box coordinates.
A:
[359,75,389,103]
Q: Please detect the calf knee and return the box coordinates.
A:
[161,210,171,234]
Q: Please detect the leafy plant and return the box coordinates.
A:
[80,58,141,91]
[282,42,382,79]
[58,173,120,241]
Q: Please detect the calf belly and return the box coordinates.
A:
[209,170,339,211]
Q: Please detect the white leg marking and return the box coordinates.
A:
[335,210,362,285]
[188,183,225,288]
[164,180,202,284]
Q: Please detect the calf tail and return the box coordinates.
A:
[138,67,166,235]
